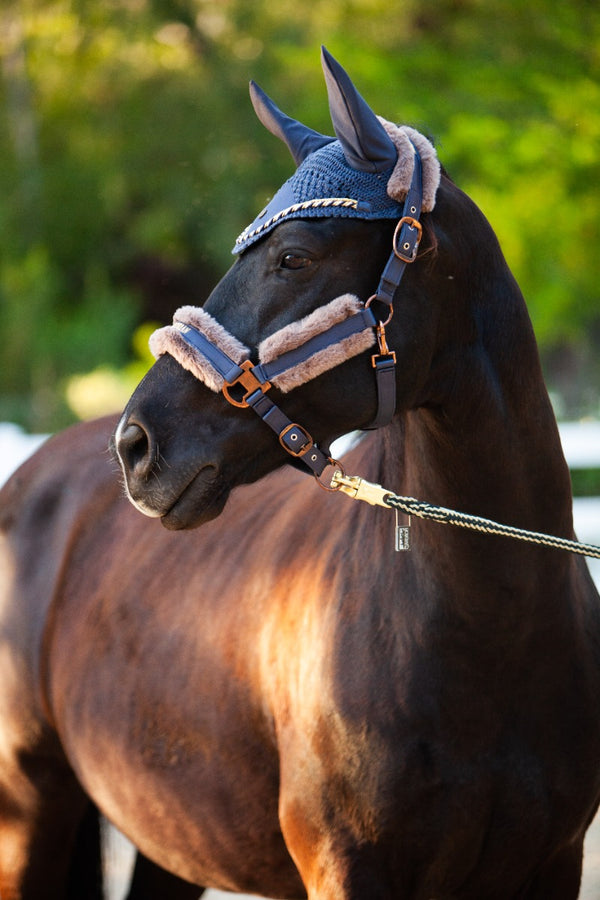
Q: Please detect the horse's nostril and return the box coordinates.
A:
[117,421,154,477]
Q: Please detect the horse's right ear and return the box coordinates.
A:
[249,81,335,166]
[321,47,398,174]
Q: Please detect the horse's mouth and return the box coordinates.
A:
[121,462,229,530]
[160,467,230,531]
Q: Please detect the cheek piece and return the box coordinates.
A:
[148,144,427,484]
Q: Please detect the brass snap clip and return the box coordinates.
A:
[314,459,346,492]
[372,321,396,369]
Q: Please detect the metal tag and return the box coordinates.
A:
[394,510,411,551]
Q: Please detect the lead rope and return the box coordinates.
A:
[330,472,600,560]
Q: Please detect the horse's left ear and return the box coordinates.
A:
[321,46,398,174]
[249,81,335,166]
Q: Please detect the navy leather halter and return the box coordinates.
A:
[173,149,423,483]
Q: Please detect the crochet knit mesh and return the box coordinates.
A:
[234,141,403,253]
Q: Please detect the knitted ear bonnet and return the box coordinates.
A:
[151,48,440,396]
[233,49,440,254]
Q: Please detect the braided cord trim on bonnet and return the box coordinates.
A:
[234,196,361,251]
[233,124,440,254]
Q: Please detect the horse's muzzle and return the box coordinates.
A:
[113,414,227,529]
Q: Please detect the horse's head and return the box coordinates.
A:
[114,48,478,530]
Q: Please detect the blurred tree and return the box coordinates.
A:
[0,0,598,429]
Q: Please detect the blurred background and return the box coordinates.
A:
[0,0,598,434]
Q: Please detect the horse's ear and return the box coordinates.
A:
[321,46,398,174]
[249,81,335,166]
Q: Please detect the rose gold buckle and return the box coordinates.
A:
[222,360,270,408]
[371,322,396,368]
[393,216,422,262]
[279,423,313,457]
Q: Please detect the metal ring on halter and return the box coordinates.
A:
[365,294,394,327]
[314,459,346,492]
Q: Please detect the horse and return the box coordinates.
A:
[2,47,600,899]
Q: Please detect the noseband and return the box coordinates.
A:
[150,150,423,486]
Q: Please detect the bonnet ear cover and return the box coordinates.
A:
[249,80,335,167]
[234,49,441,254]
[321,46,440,209]
[320,46,398,174]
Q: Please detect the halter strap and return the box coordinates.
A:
[172,322,246,385]
[253,306,377,385]
[363,147,422,430]
[171,305,378,477]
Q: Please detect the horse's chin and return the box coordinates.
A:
[124,464,230,530]
[160,476,230,531]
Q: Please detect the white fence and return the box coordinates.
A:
[2,419,599,564]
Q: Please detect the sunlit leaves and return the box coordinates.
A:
[0,0,598,426]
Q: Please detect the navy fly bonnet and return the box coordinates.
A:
[233,47,440,253]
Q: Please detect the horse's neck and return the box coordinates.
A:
[362,322,574,604]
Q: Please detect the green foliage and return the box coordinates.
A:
[571,467,600,499]
[0,0,598,429]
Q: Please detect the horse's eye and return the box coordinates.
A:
[280,253,312,270]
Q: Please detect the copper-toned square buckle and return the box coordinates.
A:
[393,216,423,263]
[279,423,313,457]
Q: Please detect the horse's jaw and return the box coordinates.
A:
[160,472,231,530]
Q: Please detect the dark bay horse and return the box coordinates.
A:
[2,48,600,899]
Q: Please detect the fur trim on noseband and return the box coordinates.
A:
[149,295,376,396]
[149,306,250,392]
[258,294,376,393]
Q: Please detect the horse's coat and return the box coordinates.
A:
[1,48,600,900]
